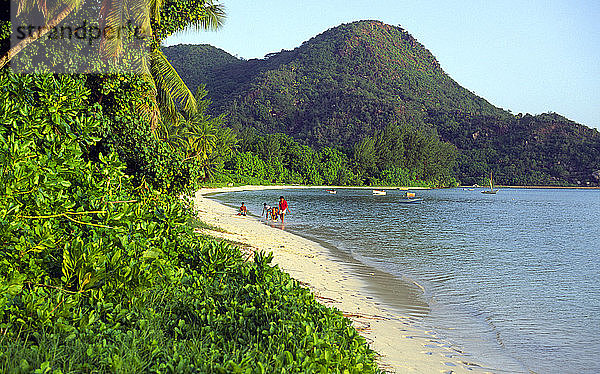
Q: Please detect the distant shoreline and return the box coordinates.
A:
[497,185,600,189]
[201,184,600,192]
[202,184,432,191]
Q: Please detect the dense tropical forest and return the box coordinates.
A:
[164,20,600,187]
[0,1,381,372]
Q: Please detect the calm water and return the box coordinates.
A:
[213,188,600,374]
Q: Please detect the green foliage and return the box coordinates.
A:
[230,132,359,186]
[0,71,381,373]
[159,85,237,182]
[0,72,184,333]
[155,0,225,40]
[161,44,239,95]
[353,123,458,187]
[229,129,455,187]
[432,110,600,186]
[89,74,235,193]
[170,20,600,187]
[90,74,198,194]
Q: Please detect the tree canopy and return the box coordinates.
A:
[165,20,600,186]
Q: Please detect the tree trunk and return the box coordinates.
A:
[0,4,75,69]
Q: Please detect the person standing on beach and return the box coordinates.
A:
[278,196,288,223]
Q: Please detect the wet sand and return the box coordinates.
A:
[193,186,497,373]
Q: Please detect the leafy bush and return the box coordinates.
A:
[0,72,381,373]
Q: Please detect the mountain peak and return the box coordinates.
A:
[168,19,506,145]
[331,20,442,71]
[164,21,600,186]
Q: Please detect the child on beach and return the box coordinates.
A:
[238,202,247,216]
[262,203,272,220]
[271,206,279,221]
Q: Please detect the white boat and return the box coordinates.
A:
[372,189,386,195]
[326,189,336,194]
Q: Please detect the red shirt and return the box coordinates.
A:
[279,199,288,211]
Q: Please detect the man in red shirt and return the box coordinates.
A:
[278,196,288,223]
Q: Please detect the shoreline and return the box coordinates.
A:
[462,185,600,190]
[193,185,498,373]
[497,185,600,189]
[202,185,432,191]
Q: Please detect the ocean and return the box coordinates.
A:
[212,187,600,374]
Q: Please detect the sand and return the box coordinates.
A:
[193,186,497,374]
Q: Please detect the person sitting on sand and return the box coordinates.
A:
[238,202,247,216]
[278,196,288,223]
[262,203,272,220]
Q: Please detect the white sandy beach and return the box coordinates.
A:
[193,186,496,374]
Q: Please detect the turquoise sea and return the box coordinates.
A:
[212,188,600,374]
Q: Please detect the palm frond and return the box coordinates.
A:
[147,0,163,24]
[150,48,197,125]
[130,63,162,135]
[127,0,152,38]
[99,0,126,58]
[16,0,33,17]
[38,0,48,17]
[189,3,226,31]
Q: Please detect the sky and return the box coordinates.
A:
[165,0,600,130]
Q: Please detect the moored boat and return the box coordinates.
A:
[400,191,422,203]
[398,198,423,204]
[372,189,386,195]
[481,171,498,194]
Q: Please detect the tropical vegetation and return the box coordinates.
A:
[0,2,382,373]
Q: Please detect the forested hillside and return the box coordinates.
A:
[164,20,600,186]
[161,44,240,99]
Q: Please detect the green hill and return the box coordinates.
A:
[161,44,240,97]
[163,20,600,186]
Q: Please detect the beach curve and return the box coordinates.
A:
[193,186,497,374]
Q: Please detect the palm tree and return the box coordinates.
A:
[161,84,236,181]
[1,0,80,68]
[1,0,225,132]
[148,48,199,128]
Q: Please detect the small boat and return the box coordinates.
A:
[481,172,498,194]
[372,189,386,195]
[399,191,422,203]
[325,189,336,194]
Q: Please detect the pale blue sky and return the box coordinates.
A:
[165,0,600,130]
